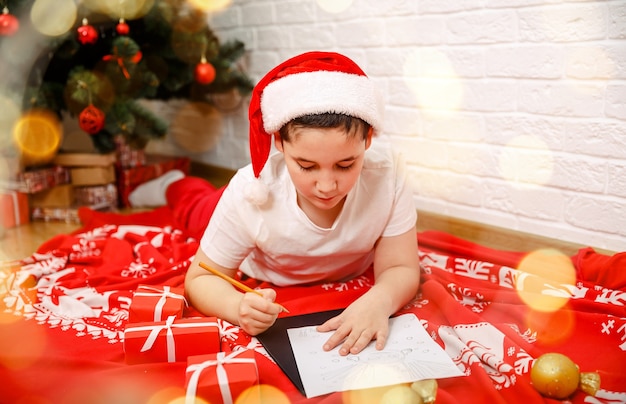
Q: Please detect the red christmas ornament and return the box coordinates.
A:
[195,57,216,85]
[0,7,19,36]
[78,105,105,135]
[116,18,129,35]
[77,18,98,45]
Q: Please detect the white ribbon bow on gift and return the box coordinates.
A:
[134,285,188,321]
[126,316,218,362]
[185,350,257,404]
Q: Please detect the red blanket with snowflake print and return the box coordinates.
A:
[1,225,625,404]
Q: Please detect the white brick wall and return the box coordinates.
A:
[161,0,626,252]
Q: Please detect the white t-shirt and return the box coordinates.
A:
[200,138,417,286]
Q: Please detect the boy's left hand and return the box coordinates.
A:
[316,292,391,356]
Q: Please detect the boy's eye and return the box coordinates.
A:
[337,163,354,171]
[298,164,315,171]
[296,162,354,171]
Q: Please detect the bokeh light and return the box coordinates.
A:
[84,0,154,20]
[340,361,413,395]
[403,50,463,114]
[342,384,410,404]
[0,95,21,152]
[380,384,421,403]
[30,0,77,37]
[316,0,354,13]
[0,308,24,326]
[515,249,576,312]
[12,109,63,167]
[146,386,188,404]
[0,316,48,370]
[499,135,554,186]
[170,101,223,153]
[188,0,233,13]
[525,308,575,346]
[235,384,291,404]
[55,377,188,403]
[167,397,207,404]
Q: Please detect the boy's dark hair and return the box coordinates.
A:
[279,113,371,142]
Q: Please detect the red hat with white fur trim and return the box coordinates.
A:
[245,51,384,204]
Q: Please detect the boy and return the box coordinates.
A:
[183,51,420,356]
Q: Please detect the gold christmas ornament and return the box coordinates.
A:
[381,385,423,404]
[530,353,600,399]
[411,379,438,403]
[579,371,601,396]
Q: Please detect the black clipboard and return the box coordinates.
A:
[256,309,343,396]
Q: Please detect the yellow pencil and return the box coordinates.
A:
[198,261,289,313]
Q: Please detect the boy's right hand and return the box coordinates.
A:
[237,289,281,336]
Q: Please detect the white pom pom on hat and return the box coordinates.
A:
[245,51,384,205]
[243,178,270,206]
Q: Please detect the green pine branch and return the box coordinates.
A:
[207,40,254,95]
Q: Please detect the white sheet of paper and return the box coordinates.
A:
[287,313,463,398]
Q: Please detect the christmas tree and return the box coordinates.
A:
[0,0,253,155]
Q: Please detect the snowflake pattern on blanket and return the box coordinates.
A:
[1,225,625,404]
[1,225,196,341]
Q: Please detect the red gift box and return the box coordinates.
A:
[115,136,146,168]
[74,183,118,207]
[116,155,190,207]
[30,206,81,223]
[123,316,220,364]
[128,285,187,323]
[13,166,71,193]
[30,200,115,223]
[185,349,259,404]
[0,191,29,228]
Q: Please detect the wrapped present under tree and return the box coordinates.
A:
[0,191,29,228]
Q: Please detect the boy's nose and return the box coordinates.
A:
[316,176,337,193]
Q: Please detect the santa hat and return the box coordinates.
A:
[245,51,384,204]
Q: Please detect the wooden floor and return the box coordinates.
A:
[0,162,615,262]
[1,221,82,262]
[416,211,614,257]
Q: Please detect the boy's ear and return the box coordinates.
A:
[365,127,374,149]
[273,132,284,152]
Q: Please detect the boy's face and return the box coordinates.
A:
[275,126,372,214]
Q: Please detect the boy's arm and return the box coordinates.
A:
[185,247,281,335]
[318,228,420,355]
[371,226,421,314]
